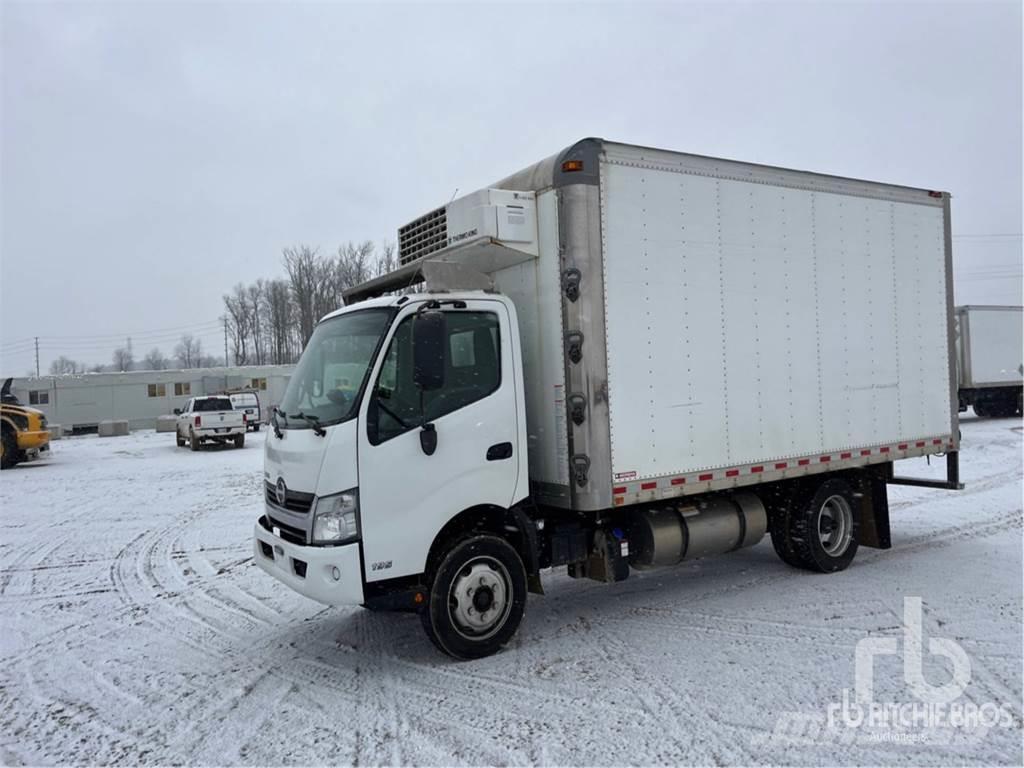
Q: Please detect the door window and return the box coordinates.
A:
[369,311,501,444]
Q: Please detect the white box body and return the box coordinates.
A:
[377,140,959,511]
[956,305,1023,388]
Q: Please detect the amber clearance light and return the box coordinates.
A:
[561,160,584,172]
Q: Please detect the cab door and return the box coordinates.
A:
[357,299,522,582]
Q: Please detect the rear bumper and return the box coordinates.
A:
[16,429,50,452]
[194,427,245,438]
[253,518,364,606]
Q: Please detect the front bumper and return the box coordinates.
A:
[253,518,364,606]
[17,429,50,452]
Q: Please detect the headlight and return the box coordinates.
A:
[311,489,359,545]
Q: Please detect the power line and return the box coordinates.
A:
[43,320,224,341]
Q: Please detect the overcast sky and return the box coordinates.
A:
[2,1,1021,375]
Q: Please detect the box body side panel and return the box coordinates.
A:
[601,159,953,482]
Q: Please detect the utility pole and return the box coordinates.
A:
[222,316,229,368]
[34,337,39,377]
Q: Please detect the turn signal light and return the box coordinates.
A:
[561,160,584,173]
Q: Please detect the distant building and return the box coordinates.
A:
[7,365,294,432]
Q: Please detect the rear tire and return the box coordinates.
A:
[1,428,18,470]
[252,423,261,433]
[771,478,859,573]
[234,434,245,449]
[420,535,527,660]
[765,485,809,568]
[189,429,200,451]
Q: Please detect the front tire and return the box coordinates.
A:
[771,478,859,573]
[421,535,527,660]
[176,429,186,447]
[1,428,18,470]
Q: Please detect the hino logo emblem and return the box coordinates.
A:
[275,477,287,506]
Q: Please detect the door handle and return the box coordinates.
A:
[486,442,513,461]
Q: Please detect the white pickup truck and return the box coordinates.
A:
[174,396,246,450]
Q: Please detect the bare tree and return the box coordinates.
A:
[265,278,294,364]
[112,346,134,372]
[224,284,252,365]
[374,240,396,277]
[142,348,168,370]
[283,245,320,347]
[49,356,81,375]
[247,280,266,365]
[174,334,202,368]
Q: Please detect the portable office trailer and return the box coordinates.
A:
[8,365,294,432]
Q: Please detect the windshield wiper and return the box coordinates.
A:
[289,411,326,437]
[271,407,286,438]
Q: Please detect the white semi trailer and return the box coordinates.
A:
[254,139,963,658]
[955,305,1023,418]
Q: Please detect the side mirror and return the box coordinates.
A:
[413,310,446,391]
[173,408,181,415]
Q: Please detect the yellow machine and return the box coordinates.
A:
[1,378,50,469]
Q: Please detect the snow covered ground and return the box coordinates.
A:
[0,415,1020,766]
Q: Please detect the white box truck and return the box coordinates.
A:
[254,139,962,659]
[955,305,1023,417]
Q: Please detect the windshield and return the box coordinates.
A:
[278,308,394,428]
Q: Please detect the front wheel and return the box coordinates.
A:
[176,430,186,447]
[421,535,527,660]
[1,429,18,470]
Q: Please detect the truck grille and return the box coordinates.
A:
[265,482,314,514]
[398,205,447,266]
[261,515,307,546]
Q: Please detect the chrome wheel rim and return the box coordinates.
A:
[818,494,853,556]
[448,557,512,641]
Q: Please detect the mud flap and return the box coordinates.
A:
[856,470,892,549]
[509,507,545,595]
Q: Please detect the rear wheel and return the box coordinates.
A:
[771,478,859,573]
[1,428,18,470]
[420,535,527,660]
[973,401,990,418]
[252,423,261,432]
[233,434,245,449]
[993,393,1019,418]
[189,429,200,451]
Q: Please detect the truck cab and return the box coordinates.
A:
[255,292,529,657]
